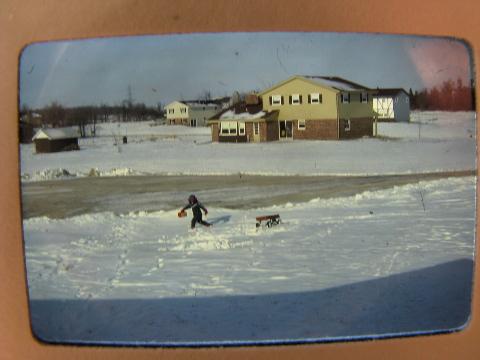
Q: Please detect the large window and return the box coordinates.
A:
[180,108,187,114]
[168,109,174,114]
[220,122,238,135]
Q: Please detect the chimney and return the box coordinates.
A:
[245,93,260,105]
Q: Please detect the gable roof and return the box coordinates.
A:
[164,101,187,108]
[259,75,372,95]
[32,127,79,141]
[374,88,409,97]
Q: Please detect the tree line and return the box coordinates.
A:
[409,78,475,111]
[20,101,164,137]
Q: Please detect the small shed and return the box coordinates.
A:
[32,127,80,153]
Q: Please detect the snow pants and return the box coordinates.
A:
[191,208,210,228]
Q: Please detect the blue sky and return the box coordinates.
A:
[19,32,473,108]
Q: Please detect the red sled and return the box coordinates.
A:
[256,214,281,228]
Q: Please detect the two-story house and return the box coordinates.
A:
[208,75,377,142]
[164,100,226,127]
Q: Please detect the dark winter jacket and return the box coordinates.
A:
[181,201,207,219]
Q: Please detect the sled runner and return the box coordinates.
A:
[255,214,281,228]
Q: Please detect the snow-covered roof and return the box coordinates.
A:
[219,110,266,121]
[303,76,371,91]
[259,75,371,96]
[33,127,80,141]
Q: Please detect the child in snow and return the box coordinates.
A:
[178,194,211,229]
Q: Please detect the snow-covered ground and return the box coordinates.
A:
[21,111,477,345]
[20,111,476,181]
[25,177,475,300]
[25,176,476,344]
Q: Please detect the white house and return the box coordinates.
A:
[373,89,410,122]
[164,100,227,127]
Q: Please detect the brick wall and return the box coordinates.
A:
[292,119,338,140]
[339,117,374,139]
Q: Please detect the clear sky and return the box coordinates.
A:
[19,32,473,109]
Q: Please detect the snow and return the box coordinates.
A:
[21,111,477,345]
[219,110,266,120]
[20,111,476,182]
[24,176,476,344]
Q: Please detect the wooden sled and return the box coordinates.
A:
[255,214,281,228]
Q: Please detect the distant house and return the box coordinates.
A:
[32,127,80,153]
[209,75,377,142]
[164,99,228,127]
[373,89,410,122]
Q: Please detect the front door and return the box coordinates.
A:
[253,122,260,142]
[279,120,293,140]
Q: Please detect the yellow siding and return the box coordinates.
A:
[338,93,376,119]
[261,78,338,120]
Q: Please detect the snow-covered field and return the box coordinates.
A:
[21,111,477,345]
[20,111,476,181]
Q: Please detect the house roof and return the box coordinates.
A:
[374,88,409,97]
[259,75,372,95]
[32,127,80,141]
[209,101,278,123]
[164,101,187,108]
[302,76,372,91]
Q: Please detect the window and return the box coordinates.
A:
[361,93,368,103]
[254,122,260,135]
[239,122,245,135]
[180,108,187,114]
[309,93,322,104]
[190,119,197,127]
[344,119,351,131]
[289,94,302,105]
[298,119,306,130]
[341,93,350,103]
[220,122,237,136]
[270,94,283,106]
[168,109,174,114]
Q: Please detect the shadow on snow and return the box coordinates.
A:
[29,258,474,347]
